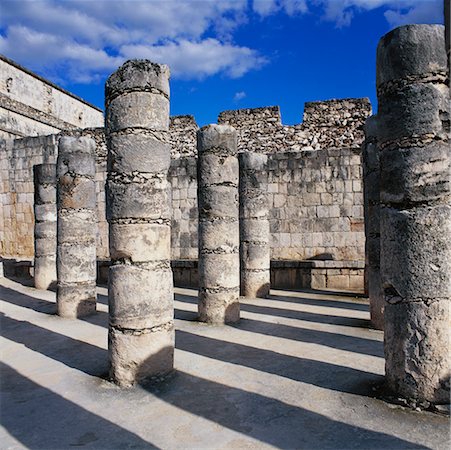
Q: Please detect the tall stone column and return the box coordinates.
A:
[362,117,383,330]
[377,25,450,403]
[56,136,97,318]
[197,124,240,324]
[34,163,57,290]
[105,60,174,387]
[239,152,270,298]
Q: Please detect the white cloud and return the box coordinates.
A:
[0,0,258,83]
[253,0,308,16]
[316,1,443,28]
[0,0,443,84]
[234,91,247,101]
[384,0,443,27]
[121,39,268,79]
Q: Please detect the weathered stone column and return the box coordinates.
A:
[56,136,97,318]
[34,163,57,290]
[377,25,450,403]
[105,60,174,386]
[197,124,240,323]
[362,117,383,330]
[239,152,270,298]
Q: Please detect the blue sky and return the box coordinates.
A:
[0,0,444,125]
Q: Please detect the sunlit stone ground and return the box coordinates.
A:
[1,277,448,449]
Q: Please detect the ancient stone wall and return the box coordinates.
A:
[0,55,104,140]
[1,98,368,293]
[168,146,364,263]
[218,98,371,153]
[0,128,107,259]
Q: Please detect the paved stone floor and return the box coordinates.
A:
[0,276,449,449]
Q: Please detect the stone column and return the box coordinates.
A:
[56,136,97,318]
[377,25,450,403]
[105,60,174,387]
[197,124,240,324]
[34,163,57,290]
[362,117,383,330]
[239,152,270,298]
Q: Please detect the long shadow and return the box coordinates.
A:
[142,369,425,449]
[239,302,370,328]
[0,362,157,449]
[175,289,369,312]
[0,313,108,377]
[0,285,56,315]
[235,317,383,358]
[176,330,383,396]
[269,292,369,311]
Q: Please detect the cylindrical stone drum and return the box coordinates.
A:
[34,163,57,290]
[377,24,450,403]
[362,117,383,330]
[56,136,97,318]
[197,124,240,324]
[239,152,270,298]
[105,59,174,387]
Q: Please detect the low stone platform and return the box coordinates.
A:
[0,277,448,449]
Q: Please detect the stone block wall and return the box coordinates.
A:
[268,148,364,261]
[167,147,364,263]
[0,55,104,140]
[1,97,369,293]
[0,128,108,259]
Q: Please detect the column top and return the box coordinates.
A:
[376,24,446,88]
[105,59,170,102]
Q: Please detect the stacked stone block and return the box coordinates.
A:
[197,124,240,323]
[362,117,383,330]
[377,25,450,403]
[56,136,97,318]
[105,60,174,386]
[33,163,57,290]
[239,152,270,298]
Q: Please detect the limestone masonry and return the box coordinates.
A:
[0,7,450,407]
[106,60,174,386]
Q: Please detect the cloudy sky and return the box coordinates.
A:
[0,0,443,124]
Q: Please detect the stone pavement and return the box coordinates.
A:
[0,277,448,449]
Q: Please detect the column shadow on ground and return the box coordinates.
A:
[0,362,157,449]
[175,329,383,396]
[140,366,424,450]
[0,313,108,377]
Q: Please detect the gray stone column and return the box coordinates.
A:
[105,60,174,387]
[197,124,240,324]
[34,163,57,290]
[56,136,97,318]
[362,117,383,330]
[239,152,270,298]
[377,25,450,403]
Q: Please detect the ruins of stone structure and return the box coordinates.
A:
[105,60,174,386]
[375,24,450,403]
[33,163,57,290]
[56,136,97,318]
[0,7,450,403]
[197,124,240,323]
[239,152,270,298]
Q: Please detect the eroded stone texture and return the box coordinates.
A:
[105,59,174,387]
[197,124,240,323]
[239,152,270,298]
[56,136,97,318]
[377,24,450,403]
[362,117,383,330]
[33,163,57,290]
